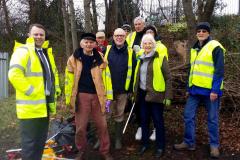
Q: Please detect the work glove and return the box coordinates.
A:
[56,88,61,97]
[163,99,171,106]
[105,100,111,113]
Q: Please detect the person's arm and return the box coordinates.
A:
[211,46,224,95]
[161,56,173,100]
[8,47,37,96]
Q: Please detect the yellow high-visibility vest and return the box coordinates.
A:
[189,40,225,89]
[8,37,61,119]
[133,53,165,92]
[102,45,133,100]
[126,31,136,48]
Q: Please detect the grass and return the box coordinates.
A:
[0,94,21,158]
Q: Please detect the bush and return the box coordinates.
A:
[211,15,240,52]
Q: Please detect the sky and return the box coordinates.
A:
[74,0,239,30]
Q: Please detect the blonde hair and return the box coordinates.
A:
[141,34,156,49]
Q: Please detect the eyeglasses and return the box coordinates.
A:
[197,30,207,33]
[114,35,125,37]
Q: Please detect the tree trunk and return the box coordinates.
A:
[28,0,37,24]
[182,0,196,62]
[175,0,181,22]
[61,0,71,56]
[197,0,217,22]
[69,0,78,51]
[84,0,92,32]
[105,0,118,36]
[2,0,13,40]
[239,0,240,15]
[92,0,98,33]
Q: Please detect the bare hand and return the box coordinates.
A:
[185,92,189,98]
[210,92,218,102]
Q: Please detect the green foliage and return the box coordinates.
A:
[211,15,240,52]
[167,22,187,32]
[166,22,188,40]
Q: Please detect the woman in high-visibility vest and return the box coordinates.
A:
[135,25,170,142]
[133,34,172,158]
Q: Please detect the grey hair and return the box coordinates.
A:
[140,34,156,49]
[134,16,145,24]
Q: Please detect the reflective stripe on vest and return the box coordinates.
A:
[102,45,133,100]
[133,53,165,92]
[189,40,225,89]
[126,31,136,48]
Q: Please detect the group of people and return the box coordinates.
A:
[8,16,225,160]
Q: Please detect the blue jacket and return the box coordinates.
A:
[187,37,224,96]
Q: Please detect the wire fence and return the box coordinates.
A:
[0,52,9,99]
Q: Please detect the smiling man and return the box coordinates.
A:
[102,28,136,150]
[126,16,145,49]
[174,22,225,159]
[8,23,61,160]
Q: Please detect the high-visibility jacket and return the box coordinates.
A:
[102,45,133,100]
[126,31,137,48]
[136,40,168,60]
[189,40,225,89]
[8,37,61,119]
[133,52,166,92]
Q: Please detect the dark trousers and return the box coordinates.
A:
[139,89,165,150]
[20,117,49,160]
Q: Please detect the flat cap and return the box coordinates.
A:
[80,33,96,41]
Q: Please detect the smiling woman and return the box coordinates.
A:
[140,34,156,54]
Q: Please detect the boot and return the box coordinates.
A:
[115,122,124,149]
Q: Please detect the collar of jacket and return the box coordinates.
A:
[73,47,103,66]
[26,37,49,49]
[139,50,157,60]
[193,36,212,50]
[112,41,128,52]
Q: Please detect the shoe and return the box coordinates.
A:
[75,151,84,160]
[102,153,114,160]
[210,147,220,159]
[115,122,123,149]
[154,149,164,158]
[135,127,142,140]
[138,146,148,155]
[149,129,156,141]
[173,142,196,151]
[93,139,100,150]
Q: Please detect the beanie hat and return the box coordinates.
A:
[96,31,105,38]
[196,22,211,33]
[144,25,158,36]
[121,24,132,32]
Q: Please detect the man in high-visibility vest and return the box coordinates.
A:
[126,16,145,49]
[174,22,225,159]
[8,23,61,160]
[102,28,136,149]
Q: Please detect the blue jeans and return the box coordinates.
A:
[183,94,220,148]
[139,89,165,150]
